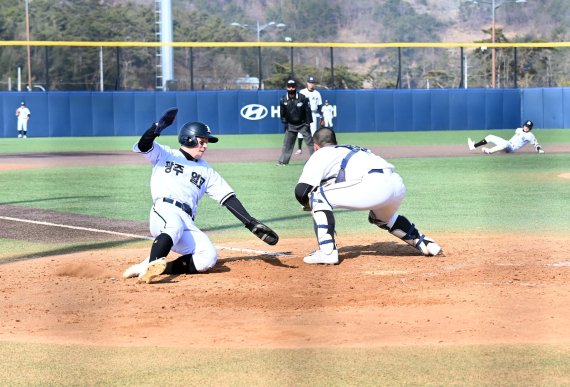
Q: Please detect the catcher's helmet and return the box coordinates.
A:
[178,121,219,147]
[523,120,534,129]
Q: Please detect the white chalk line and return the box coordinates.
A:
[0,216,286,257]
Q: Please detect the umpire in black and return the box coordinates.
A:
[277,79,314,165]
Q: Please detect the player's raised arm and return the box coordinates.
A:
[138,107,178,152]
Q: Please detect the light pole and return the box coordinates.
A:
[231,21,286,89]
[467,0,526,88]
[24,0,32,91]
[285,36,293,75]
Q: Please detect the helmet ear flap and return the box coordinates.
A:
[179,134,198,147]
[186,135,198,147]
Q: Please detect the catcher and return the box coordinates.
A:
[123,108,278,283]
[295,128,441,265]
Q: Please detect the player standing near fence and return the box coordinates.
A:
[15,102,31,138]
[321,100,334,128]
[295,76,323,154]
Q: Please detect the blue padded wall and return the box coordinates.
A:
[70,92,94,136]
[0,88,567,138]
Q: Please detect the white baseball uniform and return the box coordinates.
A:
[299,87,323,135]
[321,103,334,127]
[16,105,31,133]
[485,127,540,153]
[298,145,405,224]
[134,141,234,271]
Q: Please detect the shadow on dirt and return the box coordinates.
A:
[0,238,142,265]
[339,241,425,262]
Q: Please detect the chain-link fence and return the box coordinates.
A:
[1,41,569,91]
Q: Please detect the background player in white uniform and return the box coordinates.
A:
[467,120,544,154]
[123,116,278,283]
[321,100,334,128]
[295,128,441,264]
[15,101,31,138]
[296,76,323,154]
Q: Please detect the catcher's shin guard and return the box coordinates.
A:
[388,215,441,256]
[368,210,390,230]
[312,210,336,254]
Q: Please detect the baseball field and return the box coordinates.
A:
[1,129,570,385]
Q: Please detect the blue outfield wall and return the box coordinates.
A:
[0,88,568,138]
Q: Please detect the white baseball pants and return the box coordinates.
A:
[311,170,406,225]
[149,200,217,272]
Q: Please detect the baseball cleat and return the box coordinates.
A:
[295,149,302,155]
[467,138,475,151]
[303,249,339,265]
[424,240,442,256]
[122,256,149,279]
[137,257,167,284]
[415,237,442,257]
[482,147,491,154]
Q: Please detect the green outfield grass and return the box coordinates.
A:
[0,154,568,244]
[0,342,569,386]
[1,128,569,152]
[1,131,570,385]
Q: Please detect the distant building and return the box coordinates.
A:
[235,76,259,90]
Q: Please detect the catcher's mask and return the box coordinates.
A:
[178,121,219,147]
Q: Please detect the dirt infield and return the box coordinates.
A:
[2,142,570,170]
[1,146,570,349]
[1,233,569,348]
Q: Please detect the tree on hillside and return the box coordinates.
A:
[266,0,340,41]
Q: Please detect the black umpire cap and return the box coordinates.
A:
[287,79,296,87]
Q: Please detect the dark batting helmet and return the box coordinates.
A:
[178,121,219,147]
[523,120,534,130]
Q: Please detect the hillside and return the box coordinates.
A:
[200,0,567,43]
[173,0,569,88]
[0,0,568,90]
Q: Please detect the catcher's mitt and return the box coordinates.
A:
[246,218,279,245]
[153,107,178,136]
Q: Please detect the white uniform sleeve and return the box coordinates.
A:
[205,166,235,204]
[133,141,164,165]
[298,149,332,187]
[530,132,538,146]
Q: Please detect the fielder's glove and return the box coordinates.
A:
[153,107,178,136]
[245,218,279,245]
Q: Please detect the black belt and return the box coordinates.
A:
[368,169,385,174]
[162,198,193,217]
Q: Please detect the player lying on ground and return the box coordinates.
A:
[467,120,545,154]
[123,109,278,284]
[294,127,442,265]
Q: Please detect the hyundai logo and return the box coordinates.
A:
[240,104,268,120]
